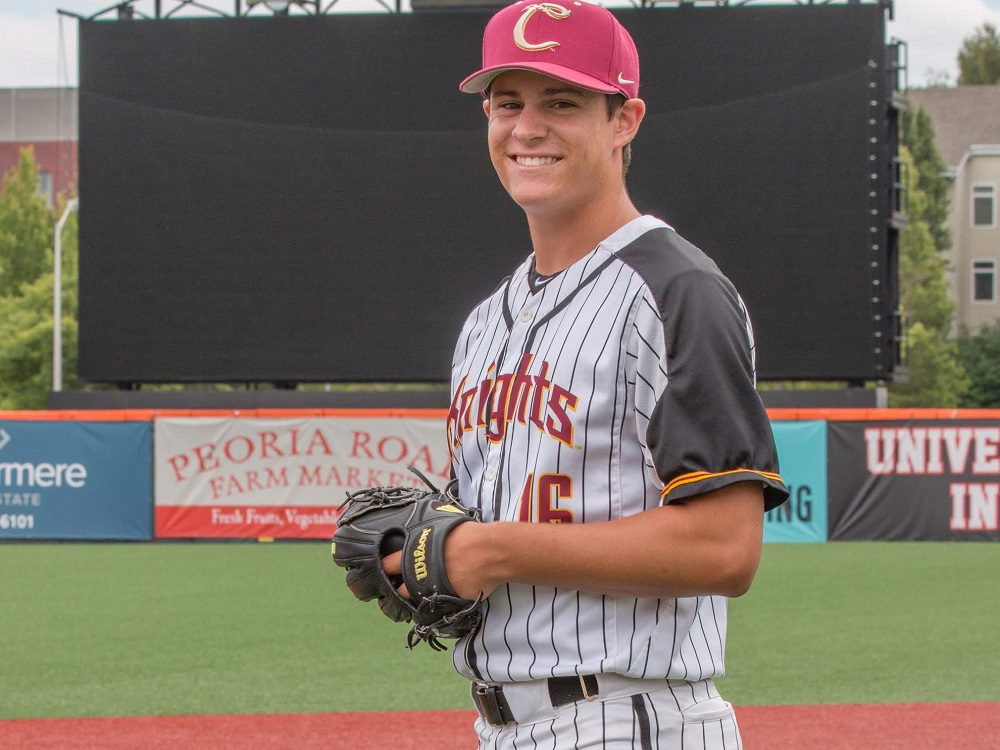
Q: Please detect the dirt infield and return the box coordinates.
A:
[1,703,997,749]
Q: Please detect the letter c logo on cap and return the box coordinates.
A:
[513,3,571,52]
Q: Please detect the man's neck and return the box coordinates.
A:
[526,193,641,275]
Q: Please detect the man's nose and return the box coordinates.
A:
[511,104,546,142]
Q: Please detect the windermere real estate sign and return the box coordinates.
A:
[0,421,152,540]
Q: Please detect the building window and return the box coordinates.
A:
[37,172,53,208]
[973,184,996,228]
[973,260,996,303]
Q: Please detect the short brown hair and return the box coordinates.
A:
[605,94,632,178]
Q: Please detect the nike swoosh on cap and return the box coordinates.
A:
[617,73,635,85]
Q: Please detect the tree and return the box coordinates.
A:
[900,107,950,253]
[922,69,953,88]
[895,145,952,332]
[0,147,52,296]
[0,235,80,410]
[897,218,953,333]
[890,323,969,408]
[957,322,1000,407]
[958,22,1000,85]
[888,143,969,407]
[0,152,80,409]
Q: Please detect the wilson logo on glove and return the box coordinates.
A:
[331,466,483,651]
[413,527,431,581]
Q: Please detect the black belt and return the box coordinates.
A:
[472,675,600,727]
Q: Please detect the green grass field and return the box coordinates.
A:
[0,541,997,719]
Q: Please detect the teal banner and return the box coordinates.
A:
[765,420,827,542]
[0,420,152,540]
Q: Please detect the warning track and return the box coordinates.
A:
[1,703,997,749]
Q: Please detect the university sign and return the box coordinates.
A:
[828,421,1000,541]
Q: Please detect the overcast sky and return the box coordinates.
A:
[1,0,999,89]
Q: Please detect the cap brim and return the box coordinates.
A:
[460,63,622,96]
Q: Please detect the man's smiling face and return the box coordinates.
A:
[484,69,627,220]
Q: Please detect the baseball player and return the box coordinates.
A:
[386,2,789,747]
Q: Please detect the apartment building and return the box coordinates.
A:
[908,85,1000,333]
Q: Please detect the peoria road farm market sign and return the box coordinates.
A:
[154,417,448,539]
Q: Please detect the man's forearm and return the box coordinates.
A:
[445,481,766,601]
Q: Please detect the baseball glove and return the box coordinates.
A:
[331,467,483,650]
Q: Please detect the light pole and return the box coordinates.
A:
[53,197,79,393]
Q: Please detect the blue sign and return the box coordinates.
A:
[0,421,152,540]
[765,420,827,543]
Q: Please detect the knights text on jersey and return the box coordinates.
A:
[447,215,789,684]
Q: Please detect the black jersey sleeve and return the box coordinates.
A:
[619,228,788,512]
[651,269,786,510]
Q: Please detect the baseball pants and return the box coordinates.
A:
[473,677,742,750]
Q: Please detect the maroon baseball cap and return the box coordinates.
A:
[460,1,640,99]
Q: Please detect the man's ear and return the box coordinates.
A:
[483,98,491,118]
[615,98,645,148]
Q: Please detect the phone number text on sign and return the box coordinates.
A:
[0,514,34,530]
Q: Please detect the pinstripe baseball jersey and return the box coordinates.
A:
[447,215,788,684]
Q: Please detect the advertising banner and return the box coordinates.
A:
[764,420,828,542]
[0,420,152,540]
[828,420,1000,541]
[154,416,448,539]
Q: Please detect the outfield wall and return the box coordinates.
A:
[1,409,997,542]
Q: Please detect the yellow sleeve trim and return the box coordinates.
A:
[661,468,784,499]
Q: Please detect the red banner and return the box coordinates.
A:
[155,505,343,539]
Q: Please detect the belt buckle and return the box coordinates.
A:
[579,675,597,701]
[472,682,513,728]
